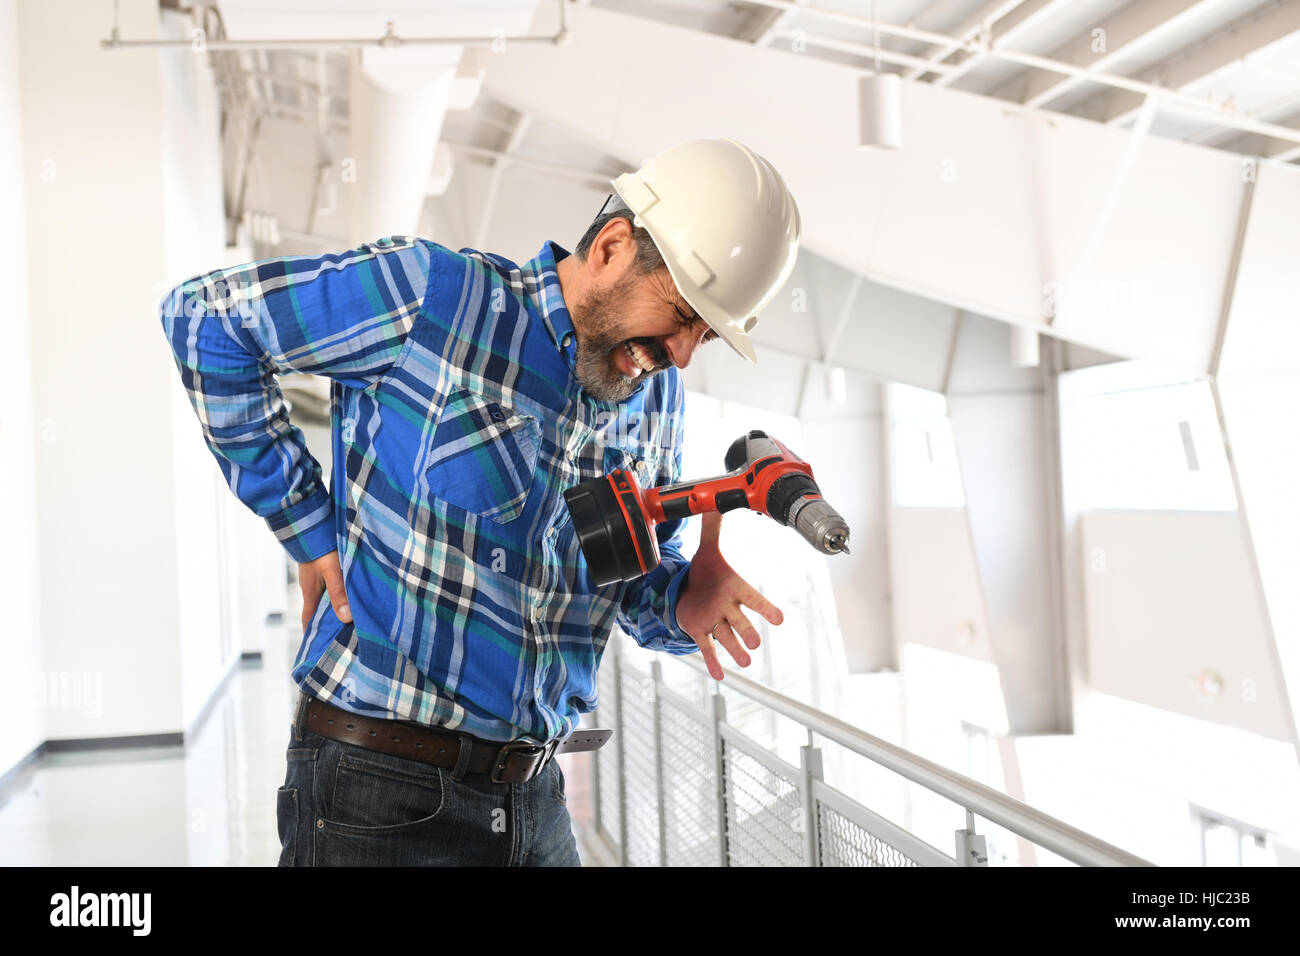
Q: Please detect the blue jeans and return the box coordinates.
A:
[275,715,582,867]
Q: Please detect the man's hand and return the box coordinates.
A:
[299,549,353,631]
[674,512,783,681]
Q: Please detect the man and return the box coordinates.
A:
[160,137,801,866]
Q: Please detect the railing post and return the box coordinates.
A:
[799,733,824,867]
[613,640,628,866]
[710,689,730,867]
[651,658,667,867]
[589,710,602,843]
[956,809,989,867]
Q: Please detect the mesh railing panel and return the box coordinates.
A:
[660,702,718,866]
[722,743,804,866]
[659,659,708,710]
[620,667,661,866]
[816,800,920,867]
[595,660,621,851]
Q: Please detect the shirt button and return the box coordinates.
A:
[561,332,573,348]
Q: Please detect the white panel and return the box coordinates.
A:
[946,312,1044,394]
[889,507,994,664]
[834,281,955,391]
[949,391,1066,733]
[1079,510,1292,741]
[802,417,892,672]
[484,4,1245,371]
[1216,374,1300,750]
[1218,166,1300,374]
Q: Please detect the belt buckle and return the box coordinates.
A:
[490,738,558,784]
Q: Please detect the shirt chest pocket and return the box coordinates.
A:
[424,387,542,524]
[602,442,666,490]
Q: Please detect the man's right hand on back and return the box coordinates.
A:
[299,550,353,631]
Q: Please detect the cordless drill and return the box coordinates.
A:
[563,430,851,586]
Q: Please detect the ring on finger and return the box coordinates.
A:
[710,619,730,641]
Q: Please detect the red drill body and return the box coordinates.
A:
[564,430,851,586]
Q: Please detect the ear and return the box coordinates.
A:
[587,216,637,282]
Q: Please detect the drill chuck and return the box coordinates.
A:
[788,497,852,555]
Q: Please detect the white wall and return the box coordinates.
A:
[1079,509,1290,741]
[0,0,46,774]
[17,0,185,740]
[157,9,246,734]
[802,415,892,672]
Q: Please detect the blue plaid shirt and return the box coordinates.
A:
[160,236,698,743]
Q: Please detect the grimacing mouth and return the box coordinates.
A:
[620,338,671,376]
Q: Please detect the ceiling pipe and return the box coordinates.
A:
[769,30,957,74]
[102,2,568,50]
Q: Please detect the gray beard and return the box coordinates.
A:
[570,275,670,403]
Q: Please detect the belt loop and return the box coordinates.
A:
[449,733,474,782]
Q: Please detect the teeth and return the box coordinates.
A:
[625,341,655,373]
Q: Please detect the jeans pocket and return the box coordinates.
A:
[276,787,298,867]
[315,750,455,866]
[424,386,541,523]
[323,750,448,832]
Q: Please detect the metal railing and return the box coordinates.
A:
[589,640,1152,867]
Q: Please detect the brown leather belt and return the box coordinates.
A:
[294,692,611,784]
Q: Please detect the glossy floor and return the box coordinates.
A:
[0,619,606,867]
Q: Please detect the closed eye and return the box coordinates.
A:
[674,303,718,343]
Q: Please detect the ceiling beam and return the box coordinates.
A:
[933,0,1074,88]
[1200,105,1300,160]
[904,0,1031,81]
[1088,0,1300,127]
[995,0,1209,109]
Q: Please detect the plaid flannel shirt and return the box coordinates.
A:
[160,236,698,743]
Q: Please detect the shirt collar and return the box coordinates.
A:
[523,240,577,369]
[522,238,649,400]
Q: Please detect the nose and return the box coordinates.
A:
[663,323,707,370]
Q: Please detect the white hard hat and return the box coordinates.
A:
[611,138,801,366]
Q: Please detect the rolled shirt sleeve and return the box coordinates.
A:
[158,236,434,563]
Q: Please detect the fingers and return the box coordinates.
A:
[694,625,725,682]
[724,606,762,651]
[319,552,353,623]
[712,616,752,668]
[740,585,784,627]
[299,566,324,631]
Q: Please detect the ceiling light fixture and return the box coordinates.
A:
[859,0,902,149]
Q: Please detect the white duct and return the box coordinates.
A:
[347,48,456,243]
[213,1,544,245]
